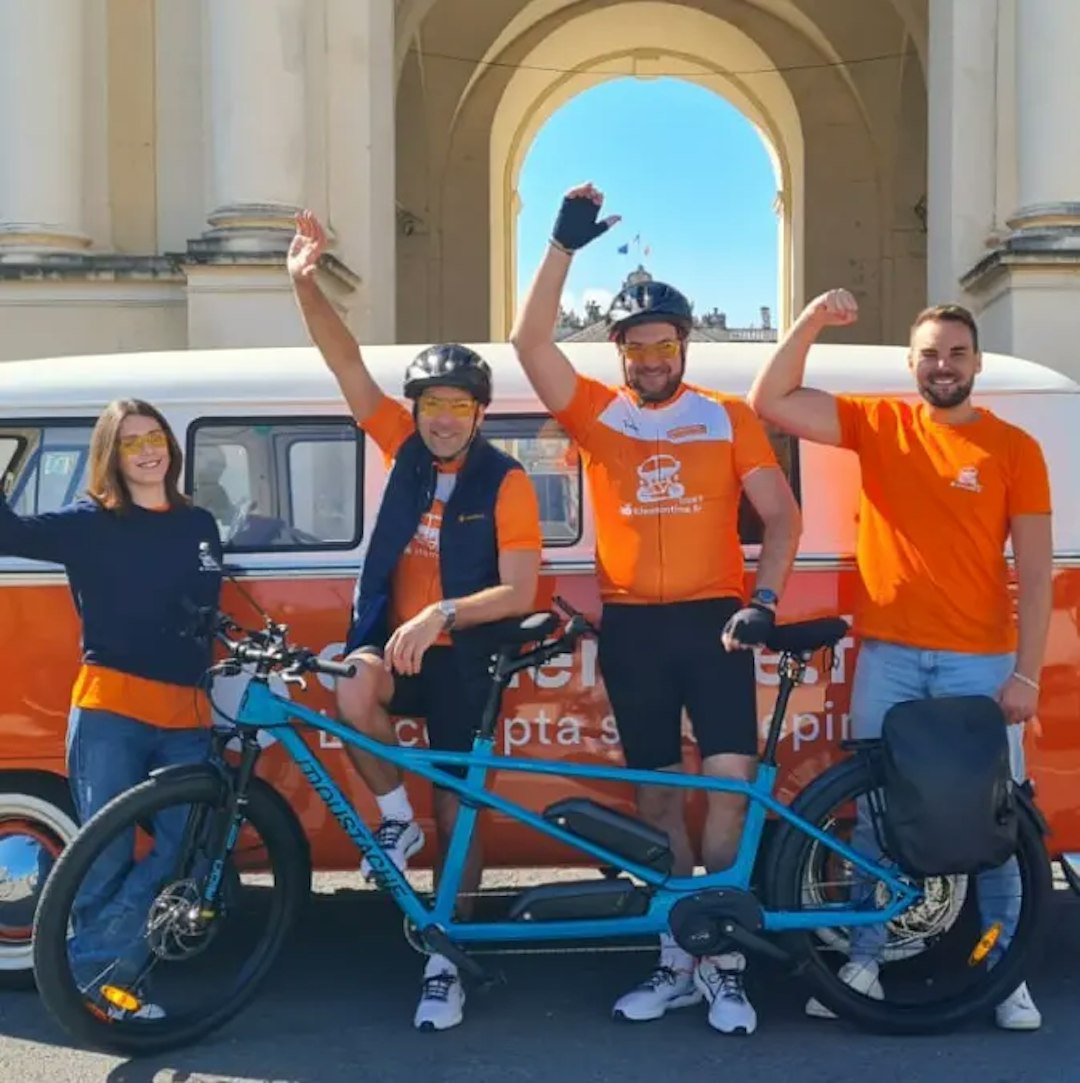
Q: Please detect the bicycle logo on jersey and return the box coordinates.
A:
[636,453,685,503]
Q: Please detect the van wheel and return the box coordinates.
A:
[0,775,78,990]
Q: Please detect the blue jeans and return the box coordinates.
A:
[847,639,1022,968]
[65,707,210,990]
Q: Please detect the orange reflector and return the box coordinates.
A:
[968,922,1002,966]
[100,985,141,1013]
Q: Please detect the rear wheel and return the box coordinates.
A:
[0,775,78,990]
[765,754,1051,1035]
[32,768,311,1055]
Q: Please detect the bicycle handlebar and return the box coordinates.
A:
[201,593,599,686]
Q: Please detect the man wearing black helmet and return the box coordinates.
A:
[289,210,542,1031]
[511,185,801,1036]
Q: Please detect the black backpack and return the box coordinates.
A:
[880,694,1017,878]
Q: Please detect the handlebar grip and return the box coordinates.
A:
[315,657,356,679]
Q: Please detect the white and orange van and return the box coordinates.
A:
[1,342,1078,987]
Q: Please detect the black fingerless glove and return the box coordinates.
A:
[552,194,613,253]
[722,603,776,647]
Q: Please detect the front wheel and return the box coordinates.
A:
[765,754,1051,1035]
[32,768,311,1055]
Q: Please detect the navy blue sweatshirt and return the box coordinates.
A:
[0,495,223,688]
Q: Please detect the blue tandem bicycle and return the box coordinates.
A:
[32,598,1049,1053]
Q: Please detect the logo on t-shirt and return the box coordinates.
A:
[951,465,983,493]
[620,454,705,518]
[197,540,221,572]
[407,508,442,556]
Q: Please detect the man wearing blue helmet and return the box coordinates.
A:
[511,185,801,1037]
[289,210,542,1031]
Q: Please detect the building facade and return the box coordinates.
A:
[0,1,1077,378]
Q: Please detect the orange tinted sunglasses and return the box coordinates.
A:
[620,339,681,363]
[416,397,476,419]
[119,430,168,456]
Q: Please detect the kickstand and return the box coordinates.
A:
[420,926,506,991]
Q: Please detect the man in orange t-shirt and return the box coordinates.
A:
[289,211,541,1032]
[749,291,1053,1031]
[511,184,802,1037]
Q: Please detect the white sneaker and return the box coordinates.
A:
[805,960,884,1019]
[414,956,465,1032]
[694,953,757,1035]
[361,818,424,882]
[611,954,702,1021]
[995,982,1041,1030]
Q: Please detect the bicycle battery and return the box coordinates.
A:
[543,797,674,874]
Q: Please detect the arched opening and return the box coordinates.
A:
[515,75,780,340]
[487,2,805,340]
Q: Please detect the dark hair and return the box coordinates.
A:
[86,399,188,513]
[910,304,979,353]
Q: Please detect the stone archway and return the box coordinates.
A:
[396,0,927,346]
[485,2,803,339]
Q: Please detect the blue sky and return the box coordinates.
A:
[516,77,779,328]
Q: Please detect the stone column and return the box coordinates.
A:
[1010,0,1080,231]
[324,0,397,343]
[925,0,997,302]
[959,0,1080,383]
[0,0,90,252]
[199,0,307,250]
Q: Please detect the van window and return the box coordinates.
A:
[738,425,800,545]
[0,425,94,514]
[482,415,582,546]
[188,419,362,551]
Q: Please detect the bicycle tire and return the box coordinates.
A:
[764,755,1051,1035]
[32,769,311,1055]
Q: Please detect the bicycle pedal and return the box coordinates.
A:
[419,926,497,987]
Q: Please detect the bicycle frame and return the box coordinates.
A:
[226,676,922,947]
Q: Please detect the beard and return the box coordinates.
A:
[918,373,974,409]
[629,373,681,404]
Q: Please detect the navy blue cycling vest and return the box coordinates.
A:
[347,430,522,652]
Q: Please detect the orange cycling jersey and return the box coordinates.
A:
[554,374,779,604]
[361,396,542,640]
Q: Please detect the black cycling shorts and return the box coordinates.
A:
[597,597,759,770]
[353,644,488,780]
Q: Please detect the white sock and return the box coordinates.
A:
[376,785,413,824]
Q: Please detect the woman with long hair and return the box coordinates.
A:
[0,398,223,1016]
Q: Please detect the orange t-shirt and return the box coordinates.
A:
[361,397,542,640]
[70,503,212,729]
[553,375,779,605]
[836,397,1052,653]
[71,666,212,730]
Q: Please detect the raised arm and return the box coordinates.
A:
[747,289,859,447]
[510,185,620,415]
[287,210,385,425]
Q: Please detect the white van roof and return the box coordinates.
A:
[0,342,1076,412]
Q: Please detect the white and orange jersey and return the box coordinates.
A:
[553,374,779,605]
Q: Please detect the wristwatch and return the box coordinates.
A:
[751,589,778,608]
[437,599,458,630]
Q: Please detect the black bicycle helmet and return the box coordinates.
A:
[605,281,693,340]
[403,344,493,406]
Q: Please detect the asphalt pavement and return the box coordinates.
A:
[2,870,1079,1083]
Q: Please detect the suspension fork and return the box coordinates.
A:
[196,731,263,913]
